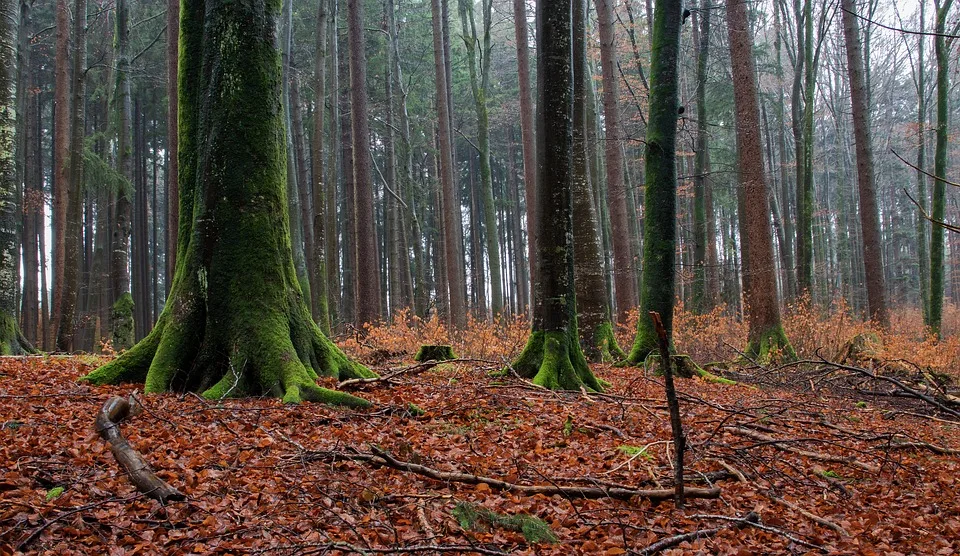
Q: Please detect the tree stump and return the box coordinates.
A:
[414,345,456,362]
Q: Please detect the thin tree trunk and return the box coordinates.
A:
[111,0,134,350]
[326,0,341,325]
[512,0,535,315]
[692,1,711,314]
[929,0,952,336]
[312,0,331,332]
[166,0,179,290]
[917,0,929,324]
[50,0,70,349]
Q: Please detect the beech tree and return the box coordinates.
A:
[0,0,31,354]
[726,0,795,361]
[510,0,603,391]
[83,0,374,406]
[627,0,682,363]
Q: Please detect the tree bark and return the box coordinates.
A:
[692,1,711,314]
[840,0,887,327]
[929,0,952,337]
[312,0,331,333]
[50,0,70,350]
[83,0,374,406]
[726,0,795,361]
[166,0,179,291]
[111,0,134,350]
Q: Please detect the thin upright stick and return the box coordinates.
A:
[650,311,685,507]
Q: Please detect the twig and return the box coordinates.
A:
[690,513,825,551]
[17,494,141,550]
[876,438,960,456]
[727,426,880,473]
[766,493,850,536]
[650,311,685,508]
[339,360,441,389]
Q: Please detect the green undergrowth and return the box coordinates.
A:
[452,501,557,544]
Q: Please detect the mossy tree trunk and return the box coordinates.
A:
[0,0,32,354]
[510,0,602,392]
[726,0,796,362]
[627,0,682,364]
[82,0,374,406]
[572,0,623,363]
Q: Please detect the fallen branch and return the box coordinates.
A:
[338,360,441,389]
[94,396,185,503]
[816,356,960,420]
[690,513,825,552]
[728,426,880,473]
[639,525,727,554]
[876,438,960,456]
[293,444,720,502]
[767,493,850,536]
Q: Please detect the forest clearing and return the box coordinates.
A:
[3,305,960,555]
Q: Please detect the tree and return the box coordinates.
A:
[572,0,623,362]
[82,0,374,406]
[50,0,69,349]
[111,0,134,350]
[691,0,712,314]
[726,0,795,361]
[430,0,466,329]
[166,0,179,288]
[595,0,638,323]
[0,0,31,354]
[312,0,331,334]
[929,0,953,337]
[512,0,536,313]
[509,0,603,391]
[840,0,887,327]
[627,0,682,363]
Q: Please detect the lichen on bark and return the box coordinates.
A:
[81,0,373,407]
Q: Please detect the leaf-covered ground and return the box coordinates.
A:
[2,308,960,555]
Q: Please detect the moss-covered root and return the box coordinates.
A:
[626,325,658,366]
[0,312,37,355]
[745,325,797,364]
[414,344,456,362]
[80,318,165,386]
[583,322,627,363]
[509,330,604,392]
[110,292,135,350]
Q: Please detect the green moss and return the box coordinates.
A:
[583,321,627,363]
[452,501,557,544]
[110,292,135,350]
[510,329,604,392]
[745,325,797,364]
[414,344,456,362]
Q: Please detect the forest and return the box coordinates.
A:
[2,0,960,553]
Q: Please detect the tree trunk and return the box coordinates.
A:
[917,1,929,325]
[627,0,682,363]
[512,0,536,315]
[111,0,134,350]
[430,0,466,329]
[726,0,795,361]
[57,0,86,351]
[840,0,887,327]
[312,0,331,333]
[572,0,623,362]
[339,38,356,326]
[166,0,179,290]
[797,0,815,296]
[83,0,374,406]
[692,1,711,314]
[348,0,382,327]
[929,0,952,337]
[510,0,602,392]
[594,0,637,323]
[326,0,341,324]
[50,0,70,350]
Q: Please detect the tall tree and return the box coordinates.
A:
[57,0,86,350]
[511,0,603,391]
[430,0,466,329]
[111,0,134,350]
[83,0,374,405]
[572,0,623,362]
[312,0,331,333]
[929,0,953,336]
[595,0,637,322]
[726,0,795,361]
[627,0,682,363]
[796,0,815,295]
[458,0,502,317]
[840,0,887,327]
[916,0,929,325]
[0,0,31,353]
[50,0,70,349]
[167,0,179,287]
[691,0,712,314]
[512,0,536,313]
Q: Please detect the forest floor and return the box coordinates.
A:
[2,303,960,555]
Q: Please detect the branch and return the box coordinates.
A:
[892,149,960,188]
[727,426,880,473]
[903,188,960,234]
[841,6,960,38]
[94,396,185,503]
